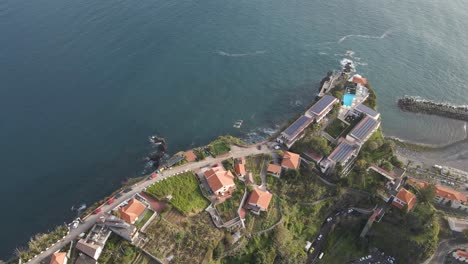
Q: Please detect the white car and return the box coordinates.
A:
[347,209,353,213]
[317,234,323,240]
[274,145,281,150]
[326,217,332,222]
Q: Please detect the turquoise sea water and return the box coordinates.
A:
[1,0,468,258]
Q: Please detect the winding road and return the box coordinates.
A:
[28,144,273,264]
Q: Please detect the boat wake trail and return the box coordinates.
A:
[338,30,391,43]
[216,50,266,57]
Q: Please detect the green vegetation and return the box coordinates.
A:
[369,203,439,262]
[216,181,245,221]
[16,225,68,261]
[246,196,282,232]
[144,213,224,264]
[245,154,270,185]
[207,136,246,157]
[320,220,368,263]
[363,83,377,110]
[292,135,332,156]
[387,137,435,152]
[145,172,209,215]
[194,147,208,161]
[135,210,155,228]
[324,118,348,138]
[99,234,149,264]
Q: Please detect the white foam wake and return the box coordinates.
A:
[338,30,391,43]
[216,50,266,57]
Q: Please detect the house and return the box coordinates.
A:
[350,74,368,85]
[407,178,468,210]
[281,151,301,170]
[452,250,468,261]
[267,164,282,177]
[101,215,139,243]
[320,139,359,174]
[184,150,197,162]
[354,103,380,120]
[346,115,380,145]
[75,224,112,260]
[50,252,67,264]
[119,198,147,224]
[234,158,246,177]
[392,188,417,212]
[305,95,339,122]
[204,167,236,196]
[447,217,468,232]
[278,115,313,148]
[246,188,273,214]
[303,151,323,164]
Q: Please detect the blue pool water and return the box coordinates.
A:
[343,94,356,107]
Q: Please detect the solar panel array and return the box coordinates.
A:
[283,115,312,138]
[329,141,357,163]
[356,104,379,118]
[349,116,379,142]
[308,95,337,116]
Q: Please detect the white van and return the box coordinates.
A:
[318,252,324,259]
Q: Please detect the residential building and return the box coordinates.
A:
[278,115,313,148]
[267,164,282,177]
[303,151,323,164]
[346,115,380,145]
[101,215,139,243]
[234,158,246,177]
[281,151,301,170]
[75,224,112,260]
[452,250,468,261]
[407,178,468,210]
[305,95,339,122]
[367,164,406,191]
[320,139,359,174]
[184,150,197,162]
[246,188,273,214]
[392,188,417,212]
[350,74,368,85]
[354,103,380,120]
[119,198,147,224]
[204,167,236,196]
[447,217,468,232]
[50,252,67,264]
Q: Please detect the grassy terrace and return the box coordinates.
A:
[246,196,282,233]
[216,180,245,221]
[135,210,155,228]
[99,234,153,264]
[245,154,271,185]
[145,172,209,215]
[324,119,348,138]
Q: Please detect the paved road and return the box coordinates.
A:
[424,239,468,264]
[28,144,273,264]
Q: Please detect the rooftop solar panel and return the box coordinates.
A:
[308,95,337,116]
[283,115,312,138]
[329,141,357,163]
[349,116,379,142]
[356,104,379,118]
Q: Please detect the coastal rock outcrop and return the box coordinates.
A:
[397,96,468,121]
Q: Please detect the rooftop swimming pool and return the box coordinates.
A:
[343,93,356,107]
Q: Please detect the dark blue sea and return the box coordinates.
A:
[1,0,468,258]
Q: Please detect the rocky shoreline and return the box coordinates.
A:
[397,96,468,121]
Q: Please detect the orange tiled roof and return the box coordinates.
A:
[234,162,246,176]
[248,188,273,210]
[393,188,416,211]
[352,75,368,85]
[119,198,146,224]
[267,164,282,174]
[456,250,468,258]
[435,185,467,202]
[184,150,197,162]
[204,168,235,193]
[407,178,429,189]
[50,252,67,264]
[281,151,300,170]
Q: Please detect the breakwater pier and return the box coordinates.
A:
[397,96,468,121]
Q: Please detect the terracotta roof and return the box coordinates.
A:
[50,252,67,264]
[234,162,246,176]
[184,150,197,162]
[267,164,282,174]
[119,198,146,224]
[247,188,273,210]
[204,168,235,193]
[393,188,416,211]
[352,75,367,85]
[407,178,430,189]
[435,185,467,202]
[303,151,323,162]
[281,151,300,169]
[456,250,468,258]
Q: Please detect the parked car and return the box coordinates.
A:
[93,208,102,214]
[317,234,323,240]
[107,197,115,205]
[326,217,332,222]
[274,145,281,150]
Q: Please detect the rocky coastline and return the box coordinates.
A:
[397,96,468,121]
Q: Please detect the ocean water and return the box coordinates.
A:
[1,0,468,258]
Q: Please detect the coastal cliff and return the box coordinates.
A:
[397,96,468,121]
